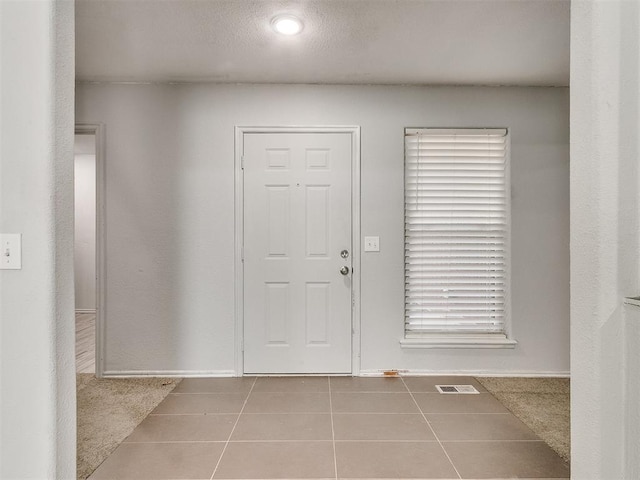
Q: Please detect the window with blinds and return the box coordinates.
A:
[404,128,509,339]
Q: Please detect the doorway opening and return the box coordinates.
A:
[74,125,105,376]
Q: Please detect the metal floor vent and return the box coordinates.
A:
[436,385,480,394]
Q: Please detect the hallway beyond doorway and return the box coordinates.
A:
[76,313,95,373]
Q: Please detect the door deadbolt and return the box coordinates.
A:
[340,249,349,259]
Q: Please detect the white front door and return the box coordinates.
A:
[243,131,353,374]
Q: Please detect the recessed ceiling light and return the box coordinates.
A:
[271,15,303,35]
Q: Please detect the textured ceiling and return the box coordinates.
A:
[76,0,570,86]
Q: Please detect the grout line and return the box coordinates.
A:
[331,439,441,443]
[222,439,333,443]
[123,440,229,444]
[151,411,329,416]
[400,376,462,480]
[209,377,258,480]
[422,412,513,415]
[330,391,415,394]
[230,390,330,393]
[124,439,336,444]
[149,413,242,416]
[328,377,339,480]
[438,439,548,443]
[149,411,510,416]
[137,438,549,444]
[167,390,479,395]
[169,392,252,396]
[412,391,492,394]
[123,438,548,444]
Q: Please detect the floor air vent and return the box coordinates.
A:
[436,385,480,394]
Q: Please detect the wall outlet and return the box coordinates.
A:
[0,234,22,269]
[364,236,380,252]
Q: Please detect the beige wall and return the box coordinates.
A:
[76,83,569,377]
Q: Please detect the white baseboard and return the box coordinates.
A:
[100,370,238,378]
[75,309,97,314]
[472,371,570,378]
[100,369,570,378]
[358,369,570,378]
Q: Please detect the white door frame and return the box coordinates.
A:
[75,123,106,378]
[234,126,361,376]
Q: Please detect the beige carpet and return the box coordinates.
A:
[476,376,570,462]
[76,374,181,480]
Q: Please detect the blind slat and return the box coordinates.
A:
[405,128,509,336]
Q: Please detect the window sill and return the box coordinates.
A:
[400,335,517,349]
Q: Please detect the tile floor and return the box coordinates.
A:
[89,376,570,480]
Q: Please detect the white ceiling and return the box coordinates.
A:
[75,0,570,86]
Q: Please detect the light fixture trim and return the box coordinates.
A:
[271,15,304,35]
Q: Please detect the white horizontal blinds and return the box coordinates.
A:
[405,128,508,335]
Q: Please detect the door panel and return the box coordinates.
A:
[243,132,352,374]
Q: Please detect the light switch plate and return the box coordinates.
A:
[0,234,22,269]
[364,236,380,252]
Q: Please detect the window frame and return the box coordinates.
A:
[401,127,516,349]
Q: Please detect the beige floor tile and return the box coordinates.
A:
[252,376,329,392]
[88,442,223,479]
[244,392,331,413]
[335,441,458,478]
[152,393,247,414]
[443,440,570,479]
[427,413,540,441]
[333,413,435,441]
[403,376,487,393]
[172,377,256,394]
[414,392,509,414]
[213,441,335,479]
[125,414,237,442]
[330,376,407,392]
[231,413,332,440]
[331,392,420,413]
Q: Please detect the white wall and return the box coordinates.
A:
[0,0,76,478]
[571,1,640,478]
[75,83,569,376]
[625,304,640,479]
[74,135,97,312]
